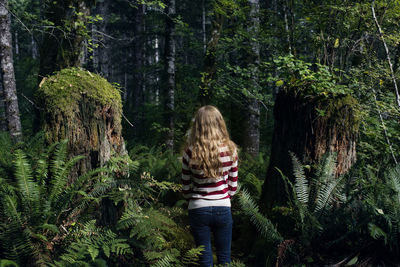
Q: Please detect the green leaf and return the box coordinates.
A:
[103,244,110,258]
[88,246,99,261]
[346,255,358,266]
[275,80,284,87]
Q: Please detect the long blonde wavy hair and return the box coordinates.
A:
[187,105,237,178]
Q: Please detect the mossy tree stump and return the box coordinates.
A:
[261,91,359,211]
[37,67,126,177]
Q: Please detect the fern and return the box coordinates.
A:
[279,153,345,240]
[0,259,19,267]
[13,150,39,209]
[52,220,131,266]
[117,199,201,266]
[238,188,282,243]
[181,246,204,265]
[290,152,309,206]
[0,141,122,266]
[151,254,175,267]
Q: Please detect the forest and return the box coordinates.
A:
[1,0,400,266]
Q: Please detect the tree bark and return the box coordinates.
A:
[202,0,207,54]
[38,68,126,174]
[38,0,93,79]
[164,0,176,150]
[0,75,7,131]
[244,0,260,156]
[0,0,22,142]
[128,3,145,137]
[37,68,126,228]
[199,4,223,105]
[261,91,359,211]
[93,0,110,80]
[282,0,292,55]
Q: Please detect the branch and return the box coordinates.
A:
[372,88,397,164]
[371,1,400,110]
[0,2,33,36]
[19,92,43,110]
[122,112,134,127]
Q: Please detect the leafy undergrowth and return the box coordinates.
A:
[2,137,400,266]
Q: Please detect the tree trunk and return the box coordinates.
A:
[38,68,126,173]
[0,76,7,131]
[93,0,110,80]
[164,0,176,150]
[261,91,359,210]
[38,0,93,78]
[199,7,223,105]
[202,0,207,54]
[31,35,38,59]
[127,3,145,138]
[244,0,260,156]
[0,0,22,142]
[37,68,126,225]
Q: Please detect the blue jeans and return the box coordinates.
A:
[189,206,233,267]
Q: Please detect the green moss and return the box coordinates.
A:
[37,67,121,116]
[323,94,360,135]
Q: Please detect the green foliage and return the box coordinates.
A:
[117,196,200,266]
[361,165,400,251]
[129,146,181,183]
[51,220,131,266]
[273,55,351,97]
[237,188,282,243]
[0,132,14,179]
[0,260,18,267]
[277,153,346,242]
[0,141,119,266]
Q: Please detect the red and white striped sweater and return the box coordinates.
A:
[181,145,238,209]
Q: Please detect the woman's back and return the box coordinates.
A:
[182,145,238,206]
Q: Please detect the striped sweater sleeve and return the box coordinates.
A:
[181,148,192,199]
[228,154,238,196]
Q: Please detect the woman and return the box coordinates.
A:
[182,105,238,267]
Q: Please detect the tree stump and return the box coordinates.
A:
[261,91,359,210]
[37,68,126,178]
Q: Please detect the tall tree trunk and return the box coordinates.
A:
[0,76,7,131]
[130,3,145,137]
[31,35,38,59]
[261,91,359,211]
[282,0,292,55]
[38,0,93,79]
[244,0,260,156]
[93,0,110,80]
[164,0,176,150]
[202,0,207,54]
[199,1,223,105]
[0,0,22,142]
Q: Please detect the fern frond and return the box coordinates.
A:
[151,253,175,267]
[69,167,110,191]
[55,220,131,265]
[238,188,282,243]
[2,193,23,225]
[368,223,388,243]
[13,150,38,207]
[0,259,19,267]
[313,175,344,216]
[290,152,309,206]
[49,140,68,182]
[117,204,143,231]
[49,155,85,203]
[388,165,400,205]
[181,246,203,265]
